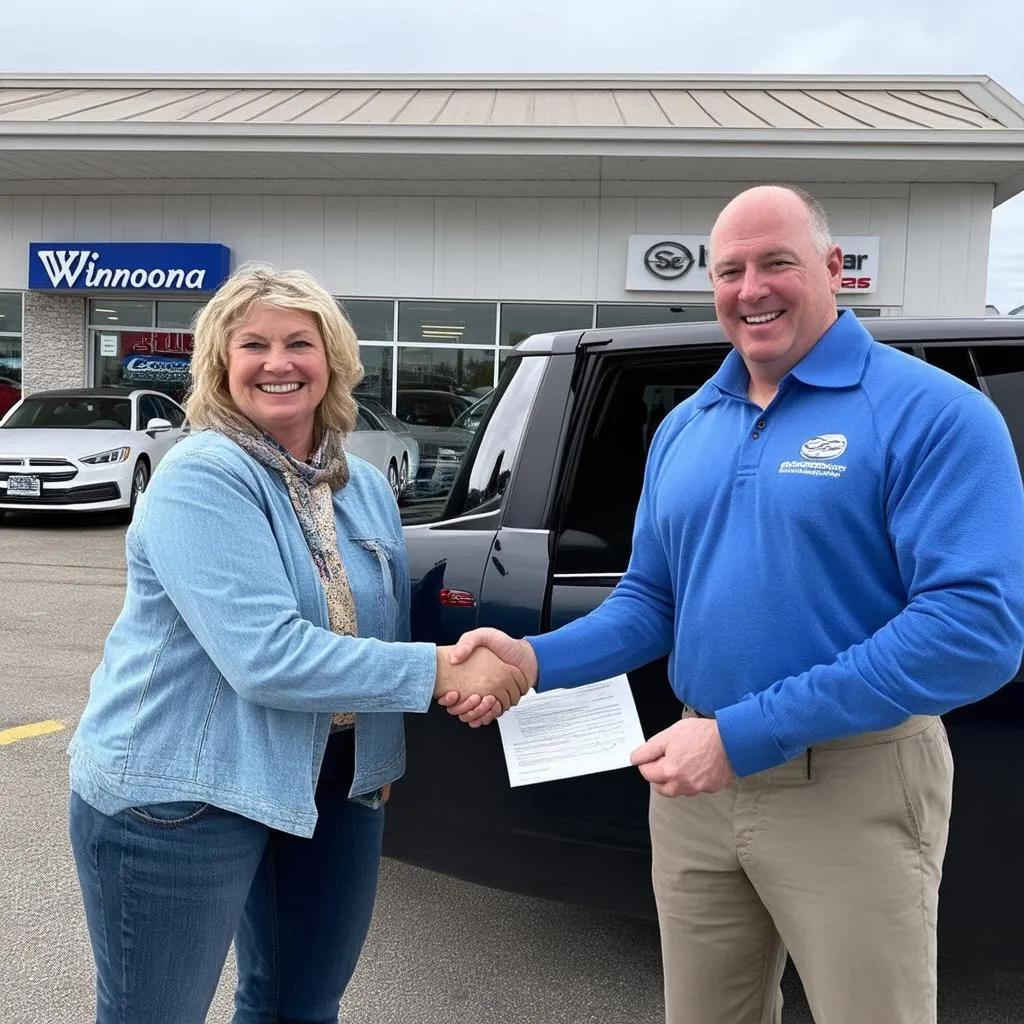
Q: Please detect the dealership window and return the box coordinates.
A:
[0,291,23,418]
[342,299,397,410]
[89,298,154,327]
[355,345,394,410]
[397,347,494,407]
[397,301,499,417]
[398,300,496,346]
[499,302,593,346]
[156,300,204,330]
[595,304,716,328]
[339,299,394,342]
[89,299,194,403]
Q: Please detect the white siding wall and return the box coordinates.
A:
[0,184,995,314]
[903,183,994,316]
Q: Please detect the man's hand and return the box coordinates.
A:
[432,644,530,725]
[436,629,540,726]
[630,717,734,797]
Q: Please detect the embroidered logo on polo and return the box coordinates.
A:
[779,434,849,479]
[800,434,847,460]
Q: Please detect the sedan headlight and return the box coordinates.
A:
[80,447,131,465]
[438,447,461,462]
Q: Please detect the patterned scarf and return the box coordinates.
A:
[213,420,357,729]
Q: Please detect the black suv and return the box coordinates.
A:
[388,317,1024,969]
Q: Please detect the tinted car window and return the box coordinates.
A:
[155,396,185,427]
[444,357,545,517]
[555,352,728,573]
[973,345,1024,471]
[453,391,494,431]
[361,399,406,434]
[397,392,445,425]
[2,396,132,429]
[397,391,471,427]
[138,395,163,428]
[380,408,407,433]
[923,345,976,386]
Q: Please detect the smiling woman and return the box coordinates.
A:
[225,305,331,461]
[64,262,529,1024]
[185,266,362,446]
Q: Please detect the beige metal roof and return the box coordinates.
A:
[0,74,1022,203]
[0,74,1021,131]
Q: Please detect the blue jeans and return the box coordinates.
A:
[69,752,385,1023]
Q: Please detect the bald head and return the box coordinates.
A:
[706,184,844,393]
[711,185,832,257]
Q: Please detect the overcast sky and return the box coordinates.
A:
[6,0,1022,312]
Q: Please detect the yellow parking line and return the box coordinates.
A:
[0,720,65,746]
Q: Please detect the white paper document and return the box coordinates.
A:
[497,675,646,787]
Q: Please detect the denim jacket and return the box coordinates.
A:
[68,430,438,837]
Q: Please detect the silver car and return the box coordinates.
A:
[345,400,419,500]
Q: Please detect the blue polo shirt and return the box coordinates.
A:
[529,311,1024,777]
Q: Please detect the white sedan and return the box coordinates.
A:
[345,400,419,500]
[0,387,187,521]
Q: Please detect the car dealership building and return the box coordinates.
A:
[1,71,1023,414]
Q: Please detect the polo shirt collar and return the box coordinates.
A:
[703,309,872,406]
[789,309,872,388]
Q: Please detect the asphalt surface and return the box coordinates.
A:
[2,510,1023,1023]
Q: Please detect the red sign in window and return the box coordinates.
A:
[118,332,195,356]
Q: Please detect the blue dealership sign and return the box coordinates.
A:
[122,354,192,386]
[28,242,231,292]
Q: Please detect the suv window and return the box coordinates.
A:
[923,345,976,386]
[923,344,1024,473]
[444,356,546,517]
[555,350,728,574]
[974,346,1024,471]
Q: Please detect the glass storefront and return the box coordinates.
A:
[499,302,593,346]
[90,299,202,404]
[0,292,23,418]
[85,295,719,416]
[354,344,394,410]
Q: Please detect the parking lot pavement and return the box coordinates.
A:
[3,512,1024,1023]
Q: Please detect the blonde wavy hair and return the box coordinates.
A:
[185,264,363,436]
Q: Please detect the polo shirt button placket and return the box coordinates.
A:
[738,411,769,476]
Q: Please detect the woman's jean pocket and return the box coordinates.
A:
[126,801,210,826]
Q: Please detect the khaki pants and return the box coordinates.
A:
[650,715,954,1024]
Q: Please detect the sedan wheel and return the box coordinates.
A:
[120,461,149,523]
[387,460,400,499]
[398,455,409,494]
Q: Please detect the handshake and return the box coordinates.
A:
[431,628,537,728]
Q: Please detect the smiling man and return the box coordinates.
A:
[708,186,842,407]
[448,184,1024,1024]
